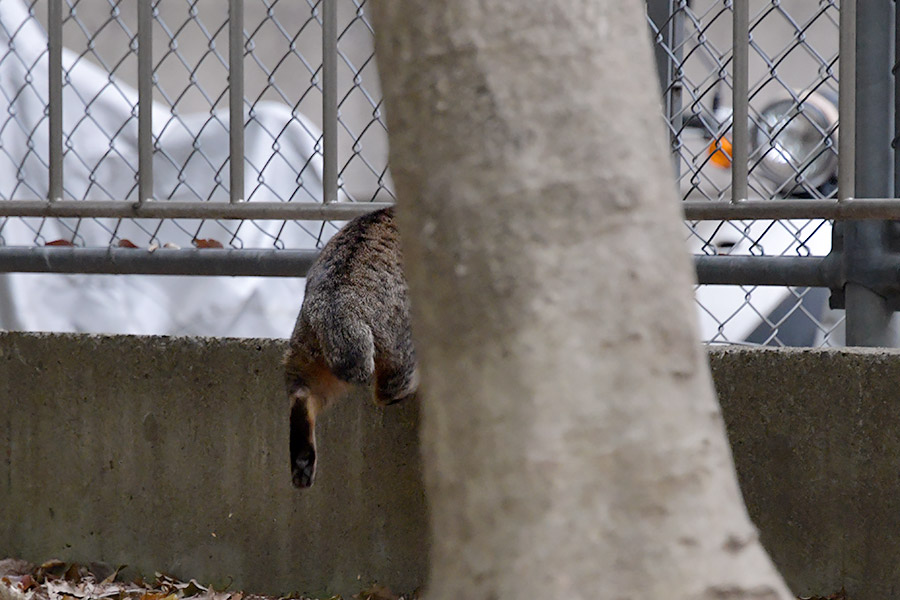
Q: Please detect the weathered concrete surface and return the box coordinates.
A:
[0,332,426,597]
[709,346,900,600]
[3,334,900,599]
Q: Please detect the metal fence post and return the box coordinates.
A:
[229,0,245,203]
[47,0,63,203]
[646,0,682,178]
[731,0,749,204]
[137,0,153,205]
[321,0,338,204]
[843,0,897,347]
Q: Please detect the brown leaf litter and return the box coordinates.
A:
[0,560,418,600]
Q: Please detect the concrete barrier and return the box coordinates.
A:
[711,346,900,600]
[0,332,427,597]
[2,333,900,599]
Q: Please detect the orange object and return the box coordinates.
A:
[193,238,224,249]
[708,136,733,168]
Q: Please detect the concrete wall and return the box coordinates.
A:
[711,346,900,600]
[0,333,426,597]
[3,333,900,599]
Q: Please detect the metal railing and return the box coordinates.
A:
[0,0,391,279]
[647,0,900,347]
[8,0,385,219]
[673,0,859,222]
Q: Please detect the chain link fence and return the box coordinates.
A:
[0,0,389,336]
[0,0,893,346]
[0,0,390,247]
[649,0,846,347]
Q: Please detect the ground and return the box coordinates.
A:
[0,560,416,600]
[0,558,851,600]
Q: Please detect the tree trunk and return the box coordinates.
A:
[372,2,792,600]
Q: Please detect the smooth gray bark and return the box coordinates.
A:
[372,2,792,599]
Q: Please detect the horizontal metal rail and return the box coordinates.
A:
[693,255,839,287]
[0,247,318,277]
[0,201,392,220]
[0,247,851,284]
[682,199,900,221]
[6,199,900,221]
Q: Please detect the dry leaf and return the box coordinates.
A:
[0,561,33,578]
[193,238,224,249]
[44,239,74,247]
[354,583,400,600]
[162,243,181,250]
[63,564,81,582]
[18,576,34,592]
[801,592,849,600]
[99,564,125,585]
[117,239,139,249]
[0,581,27,600]
[35,560,68,583]
[181,580,207,596]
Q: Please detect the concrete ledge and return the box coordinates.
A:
[710,346,900,600]
[0,332,427,596]
[3,334,900,600]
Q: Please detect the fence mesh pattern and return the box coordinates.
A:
[649,0,844,347]
[0,0,389,254]
[0,0,848,344]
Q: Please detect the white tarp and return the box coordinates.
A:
[0,0,331,337]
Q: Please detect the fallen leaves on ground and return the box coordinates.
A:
[352,584,404,600]
[192,239,224,249]
[801,591,849,600]
[0,560,417,600]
